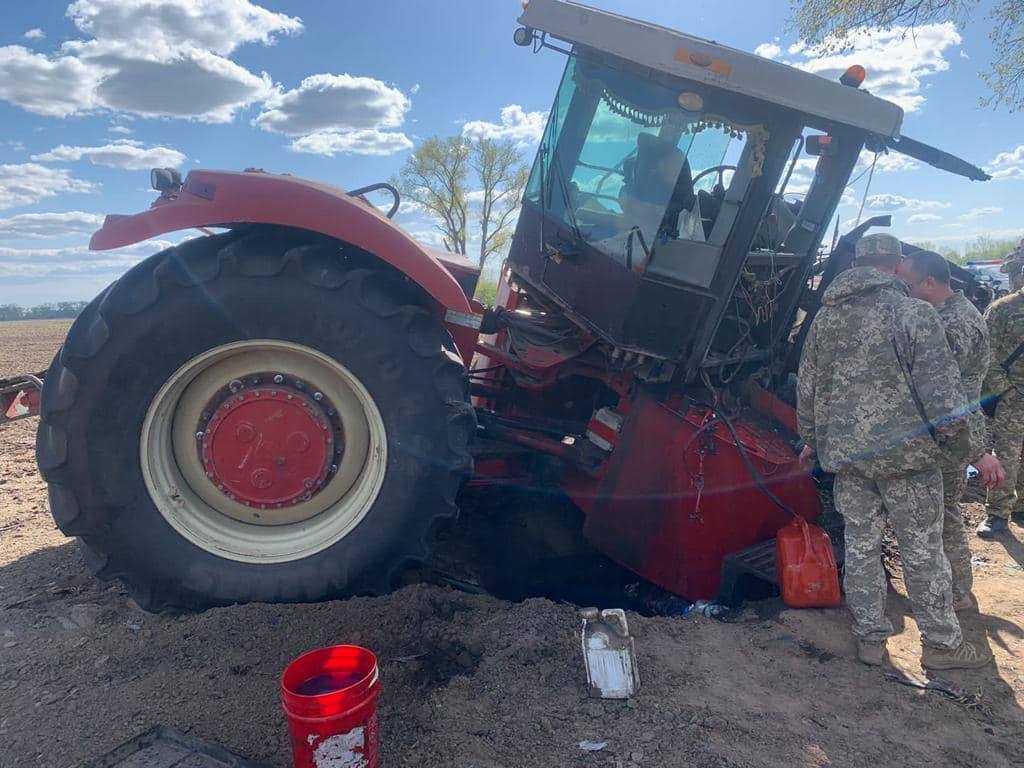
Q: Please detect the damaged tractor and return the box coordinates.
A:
[5,0,992,611]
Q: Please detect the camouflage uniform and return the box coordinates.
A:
[984,290,1024,519]
[936,291,990,603]
[797,237,969,649]
[1000,249,1024,292]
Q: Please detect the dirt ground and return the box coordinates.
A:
[1,318,1023,768]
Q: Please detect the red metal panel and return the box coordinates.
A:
[89,170,473,317]
[565,391,821,599]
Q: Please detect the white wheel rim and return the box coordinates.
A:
[140,340,387,563]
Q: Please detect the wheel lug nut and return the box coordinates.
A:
[196,431,204,440]
[273,374,284,384]
[313,391,323,401]
[229,379,242,393]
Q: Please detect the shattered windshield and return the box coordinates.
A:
[526,57,764,269]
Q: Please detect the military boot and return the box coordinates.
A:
[857,639,888,666]
[921,640,993,670]
[1010,509,1024,525]
[976,515,1009,539]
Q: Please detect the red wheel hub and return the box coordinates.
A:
[199,386,335,508]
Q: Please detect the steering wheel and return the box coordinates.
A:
[692,164,737,189]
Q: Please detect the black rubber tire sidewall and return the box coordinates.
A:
[39,232,472,609]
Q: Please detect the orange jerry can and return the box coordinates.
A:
[776,516,841,608]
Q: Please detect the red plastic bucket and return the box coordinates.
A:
[281,645,380,768]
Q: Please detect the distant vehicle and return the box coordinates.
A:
[964,259,1010,292]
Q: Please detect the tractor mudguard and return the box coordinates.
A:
[90,169,475,318]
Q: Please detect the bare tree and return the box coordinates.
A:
[789,0,1023,111]
[471,138,530,273]
[394,136,529,269]
[393,136,471,253]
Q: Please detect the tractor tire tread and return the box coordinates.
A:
[37,226,474,612]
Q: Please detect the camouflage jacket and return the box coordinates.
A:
[937,290,989,462]
[983,290,1024,395]
[999,250,1023,275]
[797,267,970,478]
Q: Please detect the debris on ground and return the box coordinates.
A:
[2,321,1024,768]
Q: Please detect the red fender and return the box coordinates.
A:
[90,169,474,318]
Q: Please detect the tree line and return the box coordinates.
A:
[0,302,88,322]
[912,236,1022,265]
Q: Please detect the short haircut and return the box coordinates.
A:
[904,250,951,285]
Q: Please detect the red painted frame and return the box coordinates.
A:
[90,170,474,319]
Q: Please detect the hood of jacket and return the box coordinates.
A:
[822,266,908,307]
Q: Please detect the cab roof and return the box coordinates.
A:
[519,0,905,138]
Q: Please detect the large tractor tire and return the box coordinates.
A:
[36,227,475,611]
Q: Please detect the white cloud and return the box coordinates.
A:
[986,145,1024,182]
[907,213,942,224]
[754,42,782,59]
[958,206,1003,220]
[866,193,951,211]
[991,167,1024,181]
[858,150,920,173]
[24,29,45,40]
[0,211,105,240]
[0,238,176,278]
[0,164,95,210]
[255,74,410,135]
[107,124,133,135]
[32,140,185,169]
[80,44,274,122]
[0,46,99,118]
[785,23,962,112]
[289,130,412,157]
[410,83,421,95]
[0,0,297,122]
[991,145,1024,167]
[463,105,546,147]
[66,0,302,56]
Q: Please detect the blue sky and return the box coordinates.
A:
[1,0,1021,305]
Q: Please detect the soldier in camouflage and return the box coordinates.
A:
[797,233,992,670]
[999,239,1024,292]
[980,282,1024,537]
[897,250,1005,610]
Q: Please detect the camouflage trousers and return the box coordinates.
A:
[834,469,961,649]
[941,465,974,604]
[987,387,1024,519]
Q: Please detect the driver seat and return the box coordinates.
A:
[697,183,725,239]
[621,134,695,239]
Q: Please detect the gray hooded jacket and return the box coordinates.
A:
[797,267,970,477]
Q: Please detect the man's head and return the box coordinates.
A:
[897,249,952,306]
[853,233,902,272]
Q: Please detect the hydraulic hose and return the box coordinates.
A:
[713,409,799,518]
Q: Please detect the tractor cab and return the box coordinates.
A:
[508,0,989,388]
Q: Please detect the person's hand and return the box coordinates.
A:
[798,445,816,471]
[973,453,1006,487]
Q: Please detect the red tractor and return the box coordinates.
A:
[4,0,990,611]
